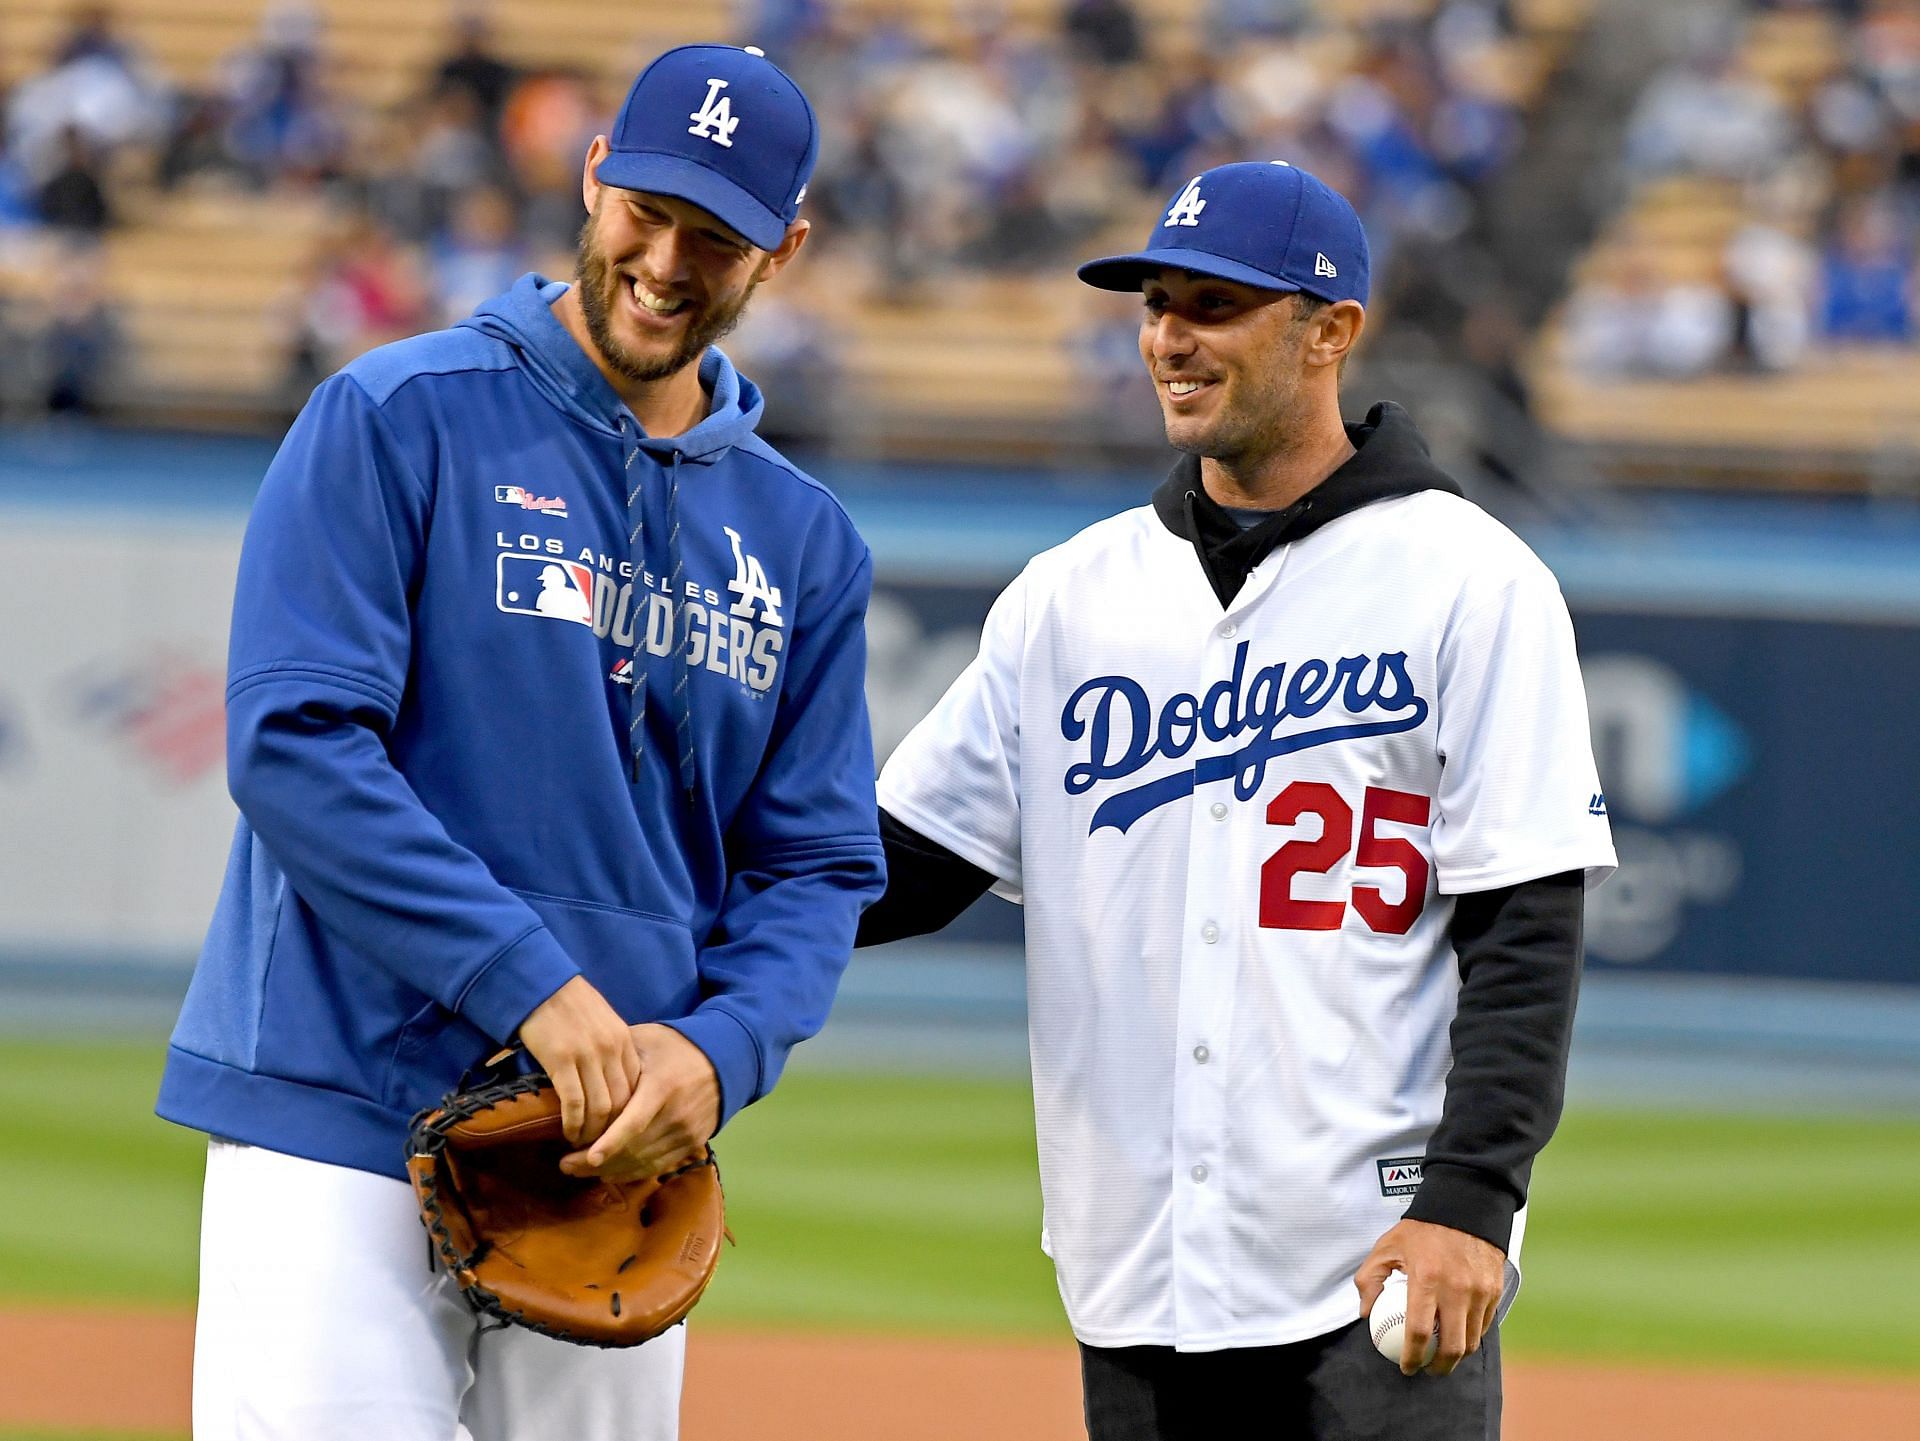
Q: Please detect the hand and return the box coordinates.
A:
[1355,1219,1505,1376]
[516,976,643,1148]
[560,1022,720,1182]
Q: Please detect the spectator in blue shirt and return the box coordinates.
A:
[1820,197,1914,342]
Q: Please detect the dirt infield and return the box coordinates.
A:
[4,1305,1918,1439]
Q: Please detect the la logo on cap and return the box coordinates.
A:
[689,77,740,147]
[1164,176,1206,228]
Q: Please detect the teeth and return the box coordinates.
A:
[1168,381,1204,395]
[630,278,683,314]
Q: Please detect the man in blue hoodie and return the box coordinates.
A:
[157,44,884,1441]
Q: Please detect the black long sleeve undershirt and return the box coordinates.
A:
[858,809,1584,1253]
[856,810,998,946]
[1404,869,1584,1253]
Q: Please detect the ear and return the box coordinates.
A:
[581,134,611,215]
[754,218,811,282]
[1308,299,1366,372]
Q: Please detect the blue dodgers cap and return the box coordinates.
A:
[1078,161,1370,305]
[595,44,818,251]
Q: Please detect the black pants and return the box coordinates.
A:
[1080,1322,1501,1441]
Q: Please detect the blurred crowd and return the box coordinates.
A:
[0,0,1544,428]
[1564,0,1920,380]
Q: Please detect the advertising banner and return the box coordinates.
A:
[1,479,1912,989]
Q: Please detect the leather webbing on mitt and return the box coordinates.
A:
[407,1070,727,1347]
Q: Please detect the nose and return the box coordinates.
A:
[640,225,695,286]
[1145,311,1194,367]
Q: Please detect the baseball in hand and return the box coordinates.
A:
[1368,1270,1437,1368]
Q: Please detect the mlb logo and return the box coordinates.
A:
[495,484,569,518]
[497,553,594,625]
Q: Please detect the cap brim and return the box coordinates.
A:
[594,150,788,251]
[1076,246,1303,294]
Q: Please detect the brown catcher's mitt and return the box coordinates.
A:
[406,1069,726,1347]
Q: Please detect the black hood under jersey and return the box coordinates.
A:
[1151,400,1465,607]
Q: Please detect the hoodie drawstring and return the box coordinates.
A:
[664,452,697,803]
[623,436,649,783]
[622,430,698,803]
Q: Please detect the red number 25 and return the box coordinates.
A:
[1259,783,1431,935]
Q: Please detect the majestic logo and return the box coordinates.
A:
[688,78,740,148]
[1588,792,1608,817]
[1060,642,1429,834]
[1164,176,1206,228]
[497,555,594,625]
[495,485,569,519]
[1376,1157,1424,1199]
[1314,252,1338,279]
[1583,655,1748,823]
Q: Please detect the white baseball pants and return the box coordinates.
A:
[191,1138,685,1441]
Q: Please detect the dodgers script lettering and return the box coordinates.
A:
[1060,641,1429,833]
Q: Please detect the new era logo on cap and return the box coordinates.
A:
[1079,160,1370,306]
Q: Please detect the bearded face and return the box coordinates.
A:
[573,191,770,385]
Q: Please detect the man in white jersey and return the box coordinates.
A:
[858,161,1615,1440]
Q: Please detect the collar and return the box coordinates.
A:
[1150,401,1465,606]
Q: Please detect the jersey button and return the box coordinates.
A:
[1193,1044,1210,1064]
[1191,1164,1209,1183]
[1200,922,1220,944]
[1209,801,1227,820]
[1219,622,1237,638]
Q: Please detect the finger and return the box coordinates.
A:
[1429,1290,1470,1376]
[554,1063,586,1145]
[1462,1291,1488,1356]
[1473,1290,1501,1351]
[1402,1276,1438,1376]
[579,1063,613,1147]
[587,1077,659,1169]
[1353,1256,1399,1315]
[610,1041,642,1117]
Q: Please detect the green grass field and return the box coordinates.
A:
[3,1037,1917,1379]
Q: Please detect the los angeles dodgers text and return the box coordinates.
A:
[1062,641,1429,833]
[497,532,783,692]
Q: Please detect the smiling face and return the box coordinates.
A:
[574,189,770,384]
[570,136,809,389]
[1139,269,1349,464]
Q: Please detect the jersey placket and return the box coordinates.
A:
[1165,605,1255,1341]
[1167,551,1293,1342]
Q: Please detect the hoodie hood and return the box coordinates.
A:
[458,272,765,463]
[1152,400,1464,607]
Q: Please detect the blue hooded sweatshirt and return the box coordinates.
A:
[157,274,885,1179]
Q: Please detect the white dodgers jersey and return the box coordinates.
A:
[878,490,1616,1352]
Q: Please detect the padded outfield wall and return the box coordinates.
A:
[1,427,1916,1008]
